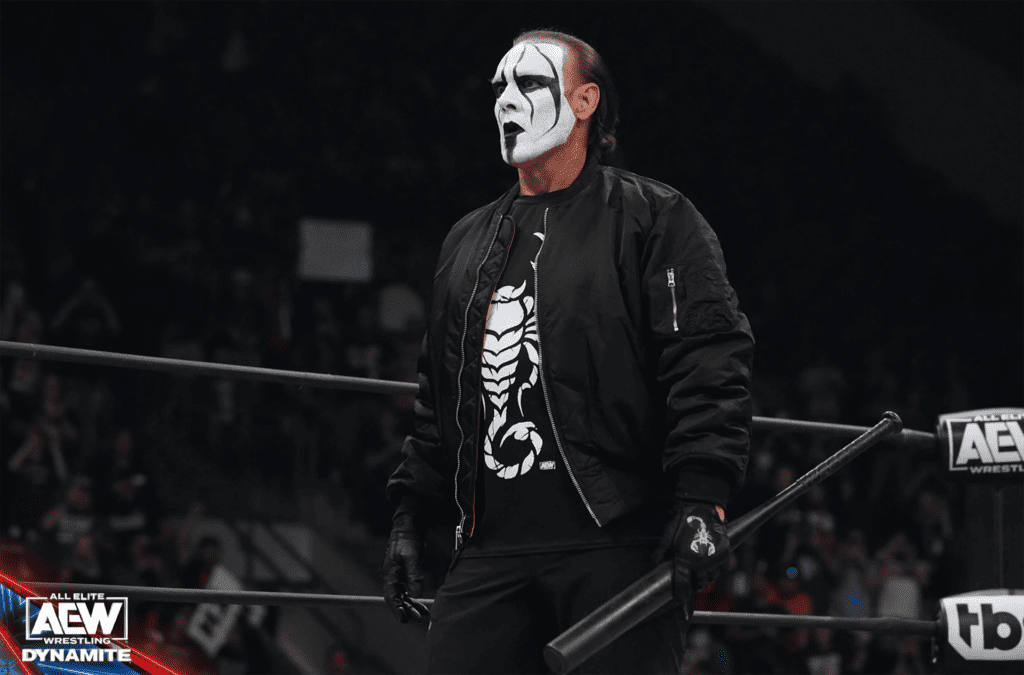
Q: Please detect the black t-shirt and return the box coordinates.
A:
[460,191,667,558]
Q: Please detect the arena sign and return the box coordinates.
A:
[940,591,1024,662]
[938,408,1024,481]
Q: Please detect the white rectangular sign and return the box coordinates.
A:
[297,218,373,283]
[186,565,266,657]
[942,594,1024,661]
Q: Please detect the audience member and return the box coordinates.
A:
[830,529,873,619]
[856,348,901,425]
[59,532,104,584]
[95,430,162,576]
[376,282,425,336]
[343,296,383,379]
[0,281,28,340]
[181,535,223,589]
[7,420,70,541]
[38,373,80,457]
[758,560,816,674]
[788,523,837,618]
[217,624,275,675]
[325,645,354,675]
[7,308,44,404]
[70,377,117,460]
[683,627,735,675]
[51,278,122,352]
[805,627,842,675]
[160,607,218,675]
[38,476,102,583]
[309,296,344,375]
[797,349,847,423]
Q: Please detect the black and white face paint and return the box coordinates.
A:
[492,41,576,165]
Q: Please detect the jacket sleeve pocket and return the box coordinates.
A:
[649,262,739,338]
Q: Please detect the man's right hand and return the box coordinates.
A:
[380,513,430,624]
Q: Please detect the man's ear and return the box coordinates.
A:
[571,82,601,121]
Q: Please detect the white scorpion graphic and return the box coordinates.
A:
[482,270,544,480]
[687,516,716,556]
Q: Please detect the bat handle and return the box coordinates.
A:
[543,560,675,675]
[726,410,902,545]
[543,411,903,674]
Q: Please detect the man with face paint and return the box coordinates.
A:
[493,39,578,174]
[382,29,754,674]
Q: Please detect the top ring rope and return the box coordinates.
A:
[0,339,410,396]
[0,340,934,447]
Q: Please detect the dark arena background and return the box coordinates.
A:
[0,2,1021,674]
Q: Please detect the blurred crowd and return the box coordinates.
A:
[0,271,420,675]
[1,264,963,675]
[0,4,997,673]
[683,369,961,675]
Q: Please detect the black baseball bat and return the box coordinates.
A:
[543,411,903,674]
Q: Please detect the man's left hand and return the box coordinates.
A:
[652,501,730,620]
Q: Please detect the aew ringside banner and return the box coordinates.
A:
[938,408,1024,482]
[0,573,181,675]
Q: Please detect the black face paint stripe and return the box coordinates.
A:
[514,45,528,67]
[511,47,534,125]
[533,46,563,134]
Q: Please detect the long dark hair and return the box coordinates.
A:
[513,28,620,163]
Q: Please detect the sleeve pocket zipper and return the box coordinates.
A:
[667,268,679,332]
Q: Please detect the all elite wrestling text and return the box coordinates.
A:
[23,593,132,663]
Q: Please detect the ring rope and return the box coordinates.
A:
[751,415,932,447]
[0,340,935,447]
[0,339,408,396]
[1,341,942,641]
[28,582,394,608]
[24,582,937,635]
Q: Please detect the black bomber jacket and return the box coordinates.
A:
[386,157,755,555]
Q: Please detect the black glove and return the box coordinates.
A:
[380,513,430,624]
[652,501,730,620]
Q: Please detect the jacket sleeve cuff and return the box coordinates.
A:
[671,465,733,508]
[393,493,428,523]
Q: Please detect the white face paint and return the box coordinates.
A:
[492,41,576,166]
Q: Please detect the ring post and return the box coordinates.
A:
[543,411,903,675]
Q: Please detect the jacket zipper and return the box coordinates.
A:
[667,268,679,332]
[535,207,600,526]
[473,226,515,542]
[453,216,504,555]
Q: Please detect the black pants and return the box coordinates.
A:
[426,545,686,674]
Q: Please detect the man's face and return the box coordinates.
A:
[492,41,577,166]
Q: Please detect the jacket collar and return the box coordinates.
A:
[485,154,601,231]
[512,154,601,206]
[491,181,520,225]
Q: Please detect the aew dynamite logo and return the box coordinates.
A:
[939,408,1024,480]
[22,592,132,663]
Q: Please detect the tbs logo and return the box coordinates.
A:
[942,595,1024,661]
[25,594,128,641]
